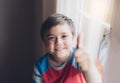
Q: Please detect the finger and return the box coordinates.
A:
[75,50,86,61]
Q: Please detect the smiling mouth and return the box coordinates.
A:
[55,48,64,51]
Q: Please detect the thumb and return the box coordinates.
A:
[77,34,81,49]
[77,33,83,49]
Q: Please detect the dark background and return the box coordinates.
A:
[0,0,43,82]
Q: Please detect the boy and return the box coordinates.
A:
[32,13,102,83]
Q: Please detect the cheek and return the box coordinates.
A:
[65,39,74,49]
[46,42,54,51]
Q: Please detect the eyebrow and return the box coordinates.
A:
[47,32,68,37]
[46,34,54,37]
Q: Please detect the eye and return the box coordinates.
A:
[62,35,68,39]
[47,36,56,42]
[48,37,54,40]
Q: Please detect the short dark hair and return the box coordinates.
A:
[40,13,76,42]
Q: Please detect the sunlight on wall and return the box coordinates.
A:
[56,0,114,67]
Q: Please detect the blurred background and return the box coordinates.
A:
[0,0,120,83]
[0,0,43,82]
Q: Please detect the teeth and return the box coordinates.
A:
[55,48,63,51]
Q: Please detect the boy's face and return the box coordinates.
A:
[45,23,74,60]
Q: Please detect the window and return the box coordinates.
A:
[56,0,114,67]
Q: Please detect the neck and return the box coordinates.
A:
[48,53,71,67]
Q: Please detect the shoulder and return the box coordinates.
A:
[35,53,50,74]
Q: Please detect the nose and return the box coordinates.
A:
[55,37,63,46]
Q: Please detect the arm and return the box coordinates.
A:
[82,62,102,83]
[32,66,43,83]
[74,34,102,83]
[75,48,102,83]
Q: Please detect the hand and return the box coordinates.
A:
[74,34,102,83]
[74,34,93,72]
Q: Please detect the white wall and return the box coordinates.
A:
[103,0,120,82]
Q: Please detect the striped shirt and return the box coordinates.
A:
[32,51,86,83]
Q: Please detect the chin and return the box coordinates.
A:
[56,52,69,58]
